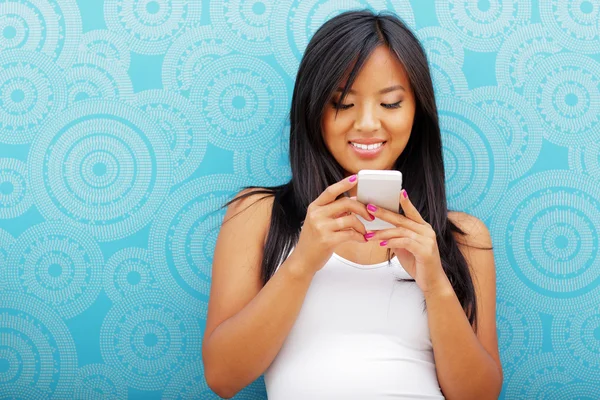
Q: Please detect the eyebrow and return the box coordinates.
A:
[335,85,406,95]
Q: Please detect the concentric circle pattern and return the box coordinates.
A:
[104,0,202,55]
[540,0,600,54]
[0,0,82,68]
[523,53,600,147]
[2,1,600,397]
[435,0,531,52]
[5,220,104,319]
[72,363,128,400]
[0,157,32,219]
[0,49,68,144]
[0,292,77,398]
[28,99,172,241]
[493,171,600,313]
[131,89,207,185]
[149,174,248,305]
[190,54,288,150]
[99,289,203,391]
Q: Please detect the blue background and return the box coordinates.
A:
[1,0,599,398]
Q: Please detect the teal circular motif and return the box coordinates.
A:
[163,362,267,399]
[438,96,509,220]
[163,26,234,93]
[0,158,32,219]
[103,247,158,303]
[211,0,275,56]
[0,49,67,145]
[568,143,600,179]
[545,381,600,399]
[553,306,600,379]
[495,290,543,378]
[417,26,465,67]
[0,292,77,398]
[470,86,543,180]
[0,384,47,399]
[523,53,600,147]
[104,0,201,55]
[435,0,531,52]
[0,0,81,68]
[493,171,600,313]
[78,29,131,70]
[5,220,104,319]
[496,24,562,89]
[270,0,397,78]
[73,363,127,400]
[0,228,16,290]
[233,122,291,186]
[65,54,134,106]
[504,354,575,399]
[428,53,470,99]
[99,290,203,391]
[28,99,172,241]
[149,174,248,305]
[540,0,600,54]
[131,89,207,185]
[190,54,288,151]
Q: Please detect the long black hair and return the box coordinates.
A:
[221,9,489,329]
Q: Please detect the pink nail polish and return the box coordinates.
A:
[349,175,357,182]
[367,204,377,212]
[365,232,375,239]
[402,189,408,199]
[379,240,387,246]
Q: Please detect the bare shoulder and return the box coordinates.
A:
[447,211,492,249]
[204,187,274,345]
[223,187,275,227]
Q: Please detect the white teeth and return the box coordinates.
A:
[351,142,384,150]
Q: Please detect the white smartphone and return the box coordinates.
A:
[355,169,403,230]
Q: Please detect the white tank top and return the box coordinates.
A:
[264,250,445,399]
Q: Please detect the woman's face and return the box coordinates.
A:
[322,45,416,176]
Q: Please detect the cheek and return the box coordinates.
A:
[322,113,351,144]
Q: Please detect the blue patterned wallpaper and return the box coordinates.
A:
[0,0,599,398]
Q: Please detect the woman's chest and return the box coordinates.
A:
[288,258,433,351]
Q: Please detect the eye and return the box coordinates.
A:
[381,101,402,109]
[331,101,353,110]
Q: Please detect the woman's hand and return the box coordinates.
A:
[364,190,450,294]
[292,175,373,275]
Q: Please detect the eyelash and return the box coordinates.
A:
[331,101,402,110]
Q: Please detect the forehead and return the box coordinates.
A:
[341,46,410,93]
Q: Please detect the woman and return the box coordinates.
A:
[202,9,503,400]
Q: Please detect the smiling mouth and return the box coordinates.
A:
[348,141,387,157]
[349,141,387,150]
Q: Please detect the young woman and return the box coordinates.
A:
[202,9,503,400]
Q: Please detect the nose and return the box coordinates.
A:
[353,106,381,132]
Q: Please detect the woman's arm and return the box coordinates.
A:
[426,212,503,400]
[202,190,316,398]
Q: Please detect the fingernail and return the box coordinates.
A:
[349,175,357,182]
[402,189,408,199]
[367,204,377,212]
[379,240,387,246]
[369,214,375,221]
[364,232,375,239]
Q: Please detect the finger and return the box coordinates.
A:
[313,175,358,206]
[366,226,425,243]
[369,213,431,236]
[399,189,426,224]
[329,214,367,235]
[336,229,368,244]
[379,237,421,255]
[325,197,373,222]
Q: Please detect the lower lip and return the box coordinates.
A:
[349,142,386,158]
